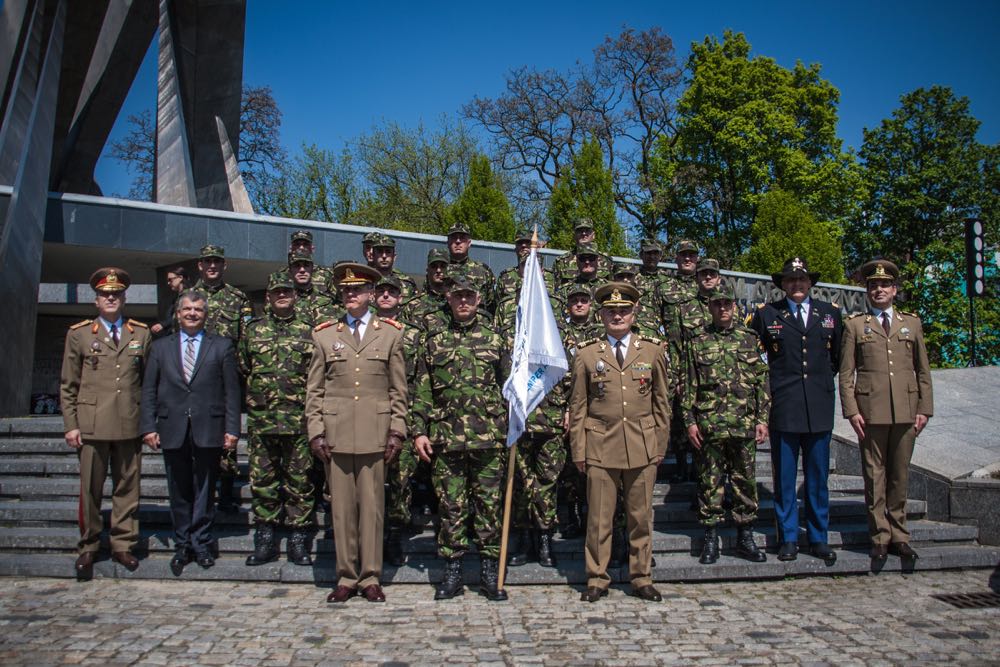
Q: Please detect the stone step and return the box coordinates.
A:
[1,543,997,584]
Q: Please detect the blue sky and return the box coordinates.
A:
[94,0,1000,199]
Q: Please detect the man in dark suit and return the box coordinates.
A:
[749,258,842,564]
[141,289,241,574]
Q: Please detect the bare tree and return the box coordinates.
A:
[107,110,156,201]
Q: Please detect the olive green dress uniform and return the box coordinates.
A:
[569,286,671,592]
[305,307,408,590]
[839,266,933,548]
[60,287,151,556]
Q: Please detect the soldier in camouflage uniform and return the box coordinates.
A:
[271,230,337,297]
[682,285,770,565]
[402,249,452,333]
[550,218,615,288]
[373,273,423,566]
[190,244,254,512]
[283,248,344,327]
[558,242,606,302]
[239,274,316,567]
[447,222,498,316]
[410,277,509,601]
[368,234,421,305]
[635,239,668,337]
[494,227,559,339]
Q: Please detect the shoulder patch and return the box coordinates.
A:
[313,320,336,332]
[127,318,148,329]
[899,310,918,319]
[380,317,404,330]
[69,319,92,330]
[576,336,602,349]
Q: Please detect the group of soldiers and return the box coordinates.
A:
[62,216,933,603]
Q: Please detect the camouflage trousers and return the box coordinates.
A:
[696,436,759,527]
[247,433,315,528]
[432,448,507,559]
[386,441,419,528]
[512,432,565,530]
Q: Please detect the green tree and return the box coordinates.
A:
[255,144,361,223]
[446,155,515,242]
[546,136,627,255]
[650,31,861,264]
[739,189,845,283]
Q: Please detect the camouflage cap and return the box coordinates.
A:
[640,239,662,253]
[288,247,314,265]
[613,262,638,277]
[266,272,295,292]
[375,272,402,291]
[674,239,699,254]
[447,275,479,295]
[90,267,130,293]
[447,221,471,237]
[573,217,595,231]
[564,284,594,300]
[362,231,382,245]
[333,262,380,287]
[199,244,225,259]
[696,258,720,274]
[372,233,396,248]
[290,230,313,244]
[860,258,899,283]
[514,226,533,243]
[427,248,450,266]
[595,281,639,307]
[708,285,736,302]
[575,242,599,258]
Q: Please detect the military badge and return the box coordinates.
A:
[332,341,344,352]
[595,360,605,374]
[822,314,835,328]
[900,327,910,337]
[864,325,871,335]
[90,341,101,352]
[128,340,143,351]
[637,378,650,395]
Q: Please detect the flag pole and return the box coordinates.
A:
[498,224,543,592]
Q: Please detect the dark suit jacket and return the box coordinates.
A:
[140,331,241,449]
[749,298,842,433]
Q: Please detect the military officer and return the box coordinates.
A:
[446,222,498,316]
[239,274,316,567]
[368,234,421,305]
[60,268,151,579]
[569,282,670,603]
[190,244,253,512]
[683,286,769,565]
[274,230,336,299]
[410,277,509,601]
[551,218,615,287]
[750,257,842,564]
[839,259,933,562]
[306,263,408,602]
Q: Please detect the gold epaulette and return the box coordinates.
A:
[637,334,663,345]
[381,317,404,330]
[899,310,918,319]
[757,303,765,309]
[846,312,864,320]
[576,336,602,349]
[69,319,92,330]
[313,320,336,332]
[127,319,148,329]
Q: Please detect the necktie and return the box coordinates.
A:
[183,337,196,382]
[615,340,624,367]
[110,324,119,347]
[881,312,890,336]
[351,318,362,344]
[797,304,806,328]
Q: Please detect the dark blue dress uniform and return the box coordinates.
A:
[750,295,842,549]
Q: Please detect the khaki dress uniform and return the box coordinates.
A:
[305,273,408,591]
[569,285,671,592]
[60,272,151,558]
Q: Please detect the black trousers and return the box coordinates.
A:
[163,425,222,553]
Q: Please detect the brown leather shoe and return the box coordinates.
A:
[870,544,888,560]
[631,584,663,602]
[112,551,139,572]
[580,586,608,603]
[326,585,357,603]
[361,584,386,602]
[75,551,95,580]
[890,542,918,559]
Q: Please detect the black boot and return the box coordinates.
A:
[507,528,531,567]
[736,524,767,563]
[245,524,279,566]
[478,556,508,601]
[218,476,239,513]
[609,525,628,569]
[699,526,719,565]
[561,503,584,539]
[434,557,464,600]
[287,528,313,566]
[536,529,557,568]
[385,526,407,566]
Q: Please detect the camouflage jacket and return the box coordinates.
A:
[295,285,345,328]
[409,314,507,451]
[493,265,560,342]
[550,250,614,287]
[238,311,314,434]
[634,269,668,337]
[658,272,698,337]
[681,323,770,440]
[449,256,497,315]
[379,313,423,399]
[402,288,450,333]
[190,279,253,342]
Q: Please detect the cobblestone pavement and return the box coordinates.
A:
[1,569,998,666]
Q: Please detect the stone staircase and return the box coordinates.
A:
[1,416,997,583]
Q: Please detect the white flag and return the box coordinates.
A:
[502,247,568,446]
